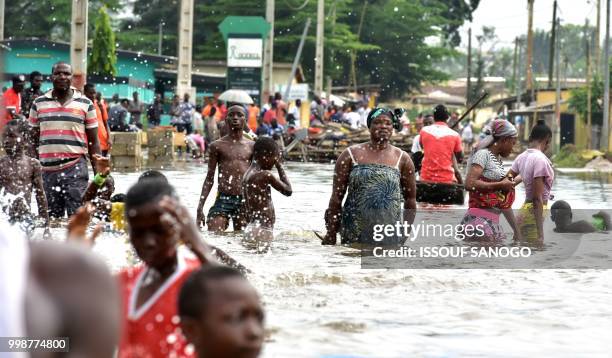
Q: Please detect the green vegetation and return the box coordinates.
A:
[88,6,117,77]
[5,0,479,101]
[553,144,590,168]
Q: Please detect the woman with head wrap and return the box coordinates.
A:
[461,119,521,241]
[321,108,417,245]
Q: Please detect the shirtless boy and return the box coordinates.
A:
[241,137,292,243]
[196,105,254,232]
[0,120,49,231]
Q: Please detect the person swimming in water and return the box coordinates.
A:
[550,200,610,233]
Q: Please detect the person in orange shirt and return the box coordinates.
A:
[85,84,112,156]
[1,75,25,125]
[247,103,260,132]
[201,97,213,117]
[274,92,287,126]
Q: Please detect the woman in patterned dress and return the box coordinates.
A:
[461,119,521,241]
[322,108,417,245]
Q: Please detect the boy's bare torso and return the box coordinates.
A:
[212,137,254,195]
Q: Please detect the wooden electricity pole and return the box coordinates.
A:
[263,0,275,102]
[466,27,472,104]
[512,36,519,93]
[314,0,325,96]
[70,0,88,91]
[548,0,557,88]
[603,0,610,151]
[554,18,561,154]
[586,26,593,149]
[526,0,535,92]
[176,0,194,97]
[0,0,5,41]
[596,0,602,74]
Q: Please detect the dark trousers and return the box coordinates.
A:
[42,156,89,218]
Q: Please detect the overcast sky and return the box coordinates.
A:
[459,0,606,49]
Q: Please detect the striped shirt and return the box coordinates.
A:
[29,89,98,172]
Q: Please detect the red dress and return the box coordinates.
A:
[117,253,200,358]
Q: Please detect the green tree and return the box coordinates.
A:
[356,0,451,99]
[5,0,119,42]
[568,76,604,125]
[435,0,481,47]
[88,6,117,77]
[117,0,478,100]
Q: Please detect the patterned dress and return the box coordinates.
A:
[460,149,514,241]
[341,148,404,245]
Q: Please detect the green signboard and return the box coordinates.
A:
[219,17,270,106]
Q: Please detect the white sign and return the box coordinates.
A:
[227,38,263,68]
[275,84,309,101]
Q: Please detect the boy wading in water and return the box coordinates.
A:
[241,137,292,246]
[0,120,50,233]
[197,105,254,232]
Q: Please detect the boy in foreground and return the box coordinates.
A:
[241,137,292,245]
[0,120,49,233]
[550,200,610,233]
[179,266,265,358]
[196,105,254,232]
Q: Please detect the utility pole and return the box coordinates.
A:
[512,37,519,93]
[0,0,5,41]
[327,1,336,98]
[526,0,535,93]
[284,18,311,101]
[70,0,88,91]
[596,0,602,74]
[548,0,557,88]
[554,18,561,154]
[516,38,523,109]
[263,0,275,102]
[603,0,610,151]
[158,22,164,56]
[466,27,472,105]
[586,25,593,149]
[176,0,194,97]
[314,0,324,97]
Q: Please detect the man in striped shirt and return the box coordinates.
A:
[29,62,101,218]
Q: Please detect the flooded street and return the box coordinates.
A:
[73,161,612,357]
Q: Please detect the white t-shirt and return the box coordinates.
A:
[357,107,370,127]
[288,106,301,127]
[462,123,473,141]
[411,134,422,153]
[345,112,361,129]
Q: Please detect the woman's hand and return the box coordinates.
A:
[497,177,515,192]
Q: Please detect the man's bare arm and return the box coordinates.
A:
[196,143,219,227]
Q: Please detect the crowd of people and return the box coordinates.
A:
[1,61,610,358]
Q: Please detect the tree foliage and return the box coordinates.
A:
[4,0,120,42]
[5,0,479,100]
[88,7,117,77]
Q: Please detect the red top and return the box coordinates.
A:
[419,122,462,183]
[263,108,276,125]
[117,254,200,358]
[1,88,22,122]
